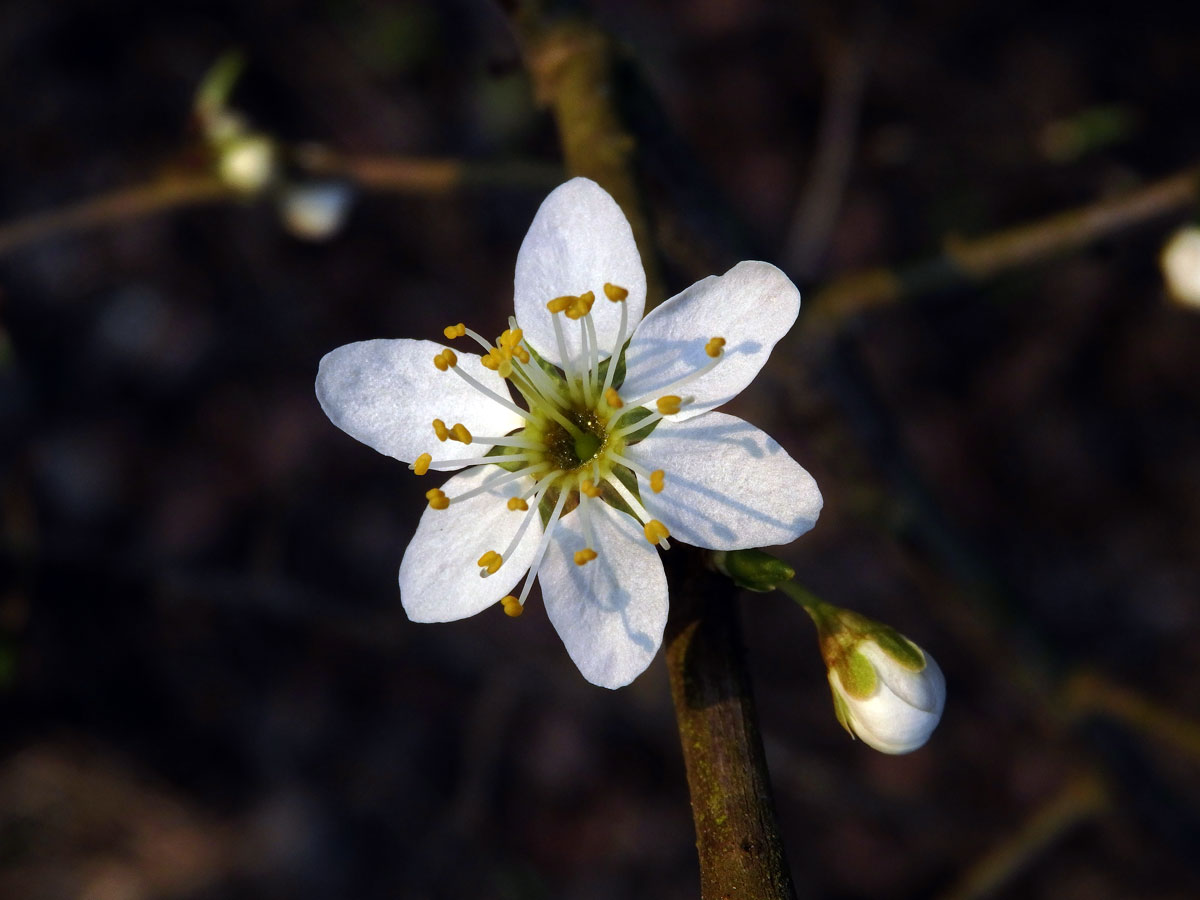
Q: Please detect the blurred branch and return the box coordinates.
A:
[0,175,232,256]
[0,156,561,257]
[806,163,1200,332]
[501,3,793,896]
[937,773,1109,900]
[1065,669,1200,761]
[503,0,664,302]
[783,11,884,278]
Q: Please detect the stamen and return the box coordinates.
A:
[643,520,670,545]
[495,480,553,575]
[547,295,574,314]
[432,419,450,441]
[410,453,432,475]
[477,550,503,576]
[650,470,665,493]
[444,323,466,340]
[705,336,726,358]
[548,307,582,403]
[576,487,599,560]
[565,291,595,320]
[507,497,529,511]
[425,488,450,510]
[603,282,628,302]
[583,311,601,401]
[500,595,524,617]
[444,463,547,503]
[619,342,725,411]
[656,395,682,416]
[604,475,670,549]
[433,349,458,371]
[577,313,594,406]
[468,434,543,450]
[580,479,602,498]
[427,453,537,471]
[515,487,570,607]
[450,423,472,444]
[574,548,598,566]
[604,387,623,408]
[446,364,537,423]
[601,293,630,398]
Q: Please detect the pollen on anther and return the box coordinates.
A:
[580,479,602,498]
[604,387,623,409]
[426,488,450,510]
[411,453,432,475]
[547,295,574,314]
[500,595,524,617]
[650,469,665,493]
[507,497,529,511]
[604,283,629,302]
[643,519,670,544]
[432,419,450,441]
[450,423,473,444]
[574,548,598,566]
[477,550,503,575]
[443,323,466,340]
[433,348,457,371]
[705,336,726,358]
[656,395,682,416]
[565,291,596,320]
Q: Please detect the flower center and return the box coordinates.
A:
[412,281,728,617]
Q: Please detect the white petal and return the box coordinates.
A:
[317,339,524,466]
[399,466,542,622]
[513,178,647,368]
[539,501,668,689]
[839,672,945,755]
[620,261,800,420]
[625,412,821,550]
[860,642,945,713]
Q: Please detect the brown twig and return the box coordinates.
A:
[664,553,797,900]
[806,163,1200,331]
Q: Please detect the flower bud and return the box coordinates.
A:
[710,548,795,592]
[216,134,278,195]
[812,606,945,754]
[1161,225,1200,310]
[277,182,354,241]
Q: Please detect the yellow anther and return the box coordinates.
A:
[547,295,574,314]
[513,345,530,364]
[432,419,450,441]
[500,595,524,617]
[434,353,449,372]
[450,423,472,444]
[477,550,503,575]
[507,497,529,511]
[574,548,598,566]
[643,519,670,544]
[604,282,629,302]
[480,350,500,371]
[580,479,602,498]
[433,348,458,371]
[604,386,623,409]
[498,328,523,349]
[565,291,596,320]
[443,323,466,340]
[412,453,432,475]
[497,358,513,378]
[425,488,450,510]
[705,336,726,358]
[650,469,665,493]
[656,395,682,416]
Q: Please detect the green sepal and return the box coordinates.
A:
[870,625,926,672]
[611,406,659,445]
[522,339,572,395]
[838,649,879,700]
[484,439,528,473]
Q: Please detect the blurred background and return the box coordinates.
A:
[3,1,1200,897]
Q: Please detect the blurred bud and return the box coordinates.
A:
[710,549,794,592]
[277,182,355,241]
[810,605,945,754]
[217,134,278,194]
[1161,225,1200,309]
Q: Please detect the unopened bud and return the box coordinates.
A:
[278,182,354,241]
[1161,225,1200,309]
[810,605,945,755]
[217,134,278,194]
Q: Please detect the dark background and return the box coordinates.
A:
[3,1,1200,897]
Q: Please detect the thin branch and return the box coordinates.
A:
[806,163,1200,331]
[937,773,1108,900]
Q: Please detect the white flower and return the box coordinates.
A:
[316,177,822,688]
[827,637,946,755]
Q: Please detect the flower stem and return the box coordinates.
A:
[664,548,797,900]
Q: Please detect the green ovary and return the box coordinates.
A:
[526,406,622,486]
